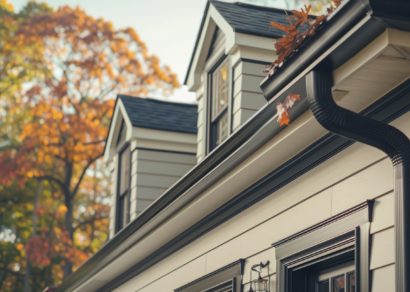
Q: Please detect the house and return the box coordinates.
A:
[55,0,410,292]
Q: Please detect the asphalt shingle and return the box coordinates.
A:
[118,95,198,134]
[211,0,310,39]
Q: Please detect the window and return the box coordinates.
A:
[273,201,372,292]
[117,146,130,232]
[210,59,230,150]
[174,260,243,292]
[292,244,355,292]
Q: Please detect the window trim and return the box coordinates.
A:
[115,144,131,233]
[207,55,232,153]
[174,259,244,292]
[272,200,373,292]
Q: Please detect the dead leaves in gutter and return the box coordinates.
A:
[265,0,343,76]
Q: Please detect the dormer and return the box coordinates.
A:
[104,95,197,238]
[185,1,302,162]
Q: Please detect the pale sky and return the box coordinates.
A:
[9,0,292,103]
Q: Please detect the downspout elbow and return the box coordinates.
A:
[306,71,410,166]
[306,70,410,292]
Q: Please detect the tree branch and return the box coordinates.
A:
[73,215,109,231]
[33,176,67,193]
[71,154,102,198]
[83,140,106,146]
[0,267,23,277]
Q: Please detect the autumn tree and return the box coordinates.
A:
[0,3,179,281]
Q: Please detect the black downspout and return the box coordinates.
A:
[306,70,410,292]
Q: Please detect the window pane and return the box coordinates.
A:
[332,275,345,292]
[122,192,129,227]
[118,195,124,230]
[216,112,228,146]
[213,61,229,118]
[120,146,130,195]
[347,272,355,292]
[317,280,329,292]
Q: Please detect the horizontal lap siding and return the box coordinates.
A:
[232,61,268,131]
[129,149,196,221]
[115,76,410,292]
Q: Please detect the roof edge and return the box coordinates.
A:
[184,1,211,85]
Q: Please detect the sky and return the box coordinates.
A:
[9,0,291,103]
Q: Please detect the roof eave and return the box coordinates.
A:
[260,0,410,102]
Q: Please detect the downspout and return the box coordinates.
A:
[306,70,410,292]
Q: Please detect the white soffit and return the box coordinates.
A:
[333,28,410,112]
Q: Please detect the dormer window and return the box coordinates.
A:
[117,145,130,232]
[210,59,229,150]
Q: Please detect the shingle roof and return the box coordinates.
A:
[184,0,311,84]
[211,0,310,39]
[118,95,198,134]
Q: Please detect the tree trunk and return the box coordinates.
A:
[24,179,43,292]
[63,163,74,279]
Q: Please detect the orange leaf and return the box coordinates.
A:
[57,205,68,213]
[276,94,301,126]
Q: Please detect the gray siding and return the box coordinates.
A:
[232,61,267,131]
[129,149,196,220]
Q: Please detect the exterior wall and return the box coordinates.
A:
[112,108,410,292]
[129,149,196,220]
[232,60,268,131]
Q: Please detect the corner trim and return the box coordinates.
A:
[130,147,196,156]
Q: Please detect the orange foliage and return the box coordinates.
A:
[26,227,88,268]
[0,5,178,277]
[276,94,301,126]
[265,0,343,75]
[0,5,178,187]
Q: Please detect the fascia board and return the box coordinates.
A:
[186,4,233,91]
[118,100,133,142]
[103,99,133,163]
[186,12,216,91]
[231,45,277,66]
[131,127,197,144]
[229,32,276,55]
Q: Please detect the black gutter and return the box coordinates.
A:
[260,0,373,101]
[306,70,410,292]
[260,0,410,102]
